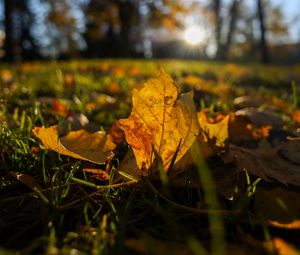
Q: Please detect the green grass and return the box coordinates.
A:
[1,59,300,254]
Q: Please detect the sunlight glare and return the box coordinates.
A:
[183,26,203,45]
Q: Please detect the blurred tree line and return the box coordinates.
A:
[0,0,297,63]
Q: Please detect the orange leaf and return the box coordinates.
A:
[32,125,115,164]
[272,238,299,255]
[291,110,300,125]
[269,220,300,229]
[119,69,199,173]
[51,99,69,117]
[108,120,125,146]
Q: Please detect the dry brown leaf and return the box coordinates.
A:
[10,171,43,191]
[228,114,256,143]
[233,95,264,108]
[32,125,115,164]
[235,108,284,129]
[119,70,199,174]
[254,187,300,223]
[222,140,300,186]
[278,140,300,165]
[117,149,141,180]
[83,168,110,181]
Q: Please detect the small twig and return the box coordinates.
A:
[94,180,138,190]
[144,178,241,216]
[57,180,138,209]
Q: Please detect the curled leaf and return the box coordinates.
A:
[198,111,230,147]
[32,125,115,164]
[119,70,199,174]
[83,168,110,181]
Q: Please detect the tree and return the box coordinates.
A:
[206,0,243,60]
[212,0,222,59]
[83,0,192,58]
[3,0,14,61]
[46,0,85,58]
[257,0,270,63]
[2,0,42,61]
[222,0,241,60]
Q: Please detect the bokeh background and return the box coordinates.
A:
[0,0,299,63]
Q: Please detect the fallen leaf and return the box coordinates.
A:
[222,140,300,186]
[183,74,203,86]
[10,171,43,191]
[233,96,264,108]
[279,140,300,165]
[119,69,199,173]
[107,81,122,96]
[32,125,115,164]
[269,220,300,229]
[51,99,69,117]
[228,114,256,144]
[271,238,299,255]
[235,108,284,129]
[254,187,300,223]
[83,168,110,181]
[291,110,300,125]
[64,73,75,86]
[198,111,230,147]
[108,120,125,146]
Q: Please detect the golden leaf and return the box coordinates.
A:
[32,125,115,164]
[119,70,199,173]
[198,111,230,147]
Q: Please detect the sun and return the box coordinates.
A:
[183,26,204,45]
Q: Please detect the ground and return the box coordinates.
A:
[1,59,300,255]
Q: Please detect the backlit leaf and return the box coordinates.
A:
[32,125,115,164]
[119,69,199,173]
[198,111,230,147]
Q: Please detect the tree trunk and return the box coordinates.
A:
[213,0,222,59]
[257,0,270,63]
[118,1,136,57]
[3,0,14,61]
[222,0,240,60]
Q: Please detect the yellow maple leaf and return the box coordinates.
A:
[32,125,115,164]
[119,69,199,173]
[198,111,230,147]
